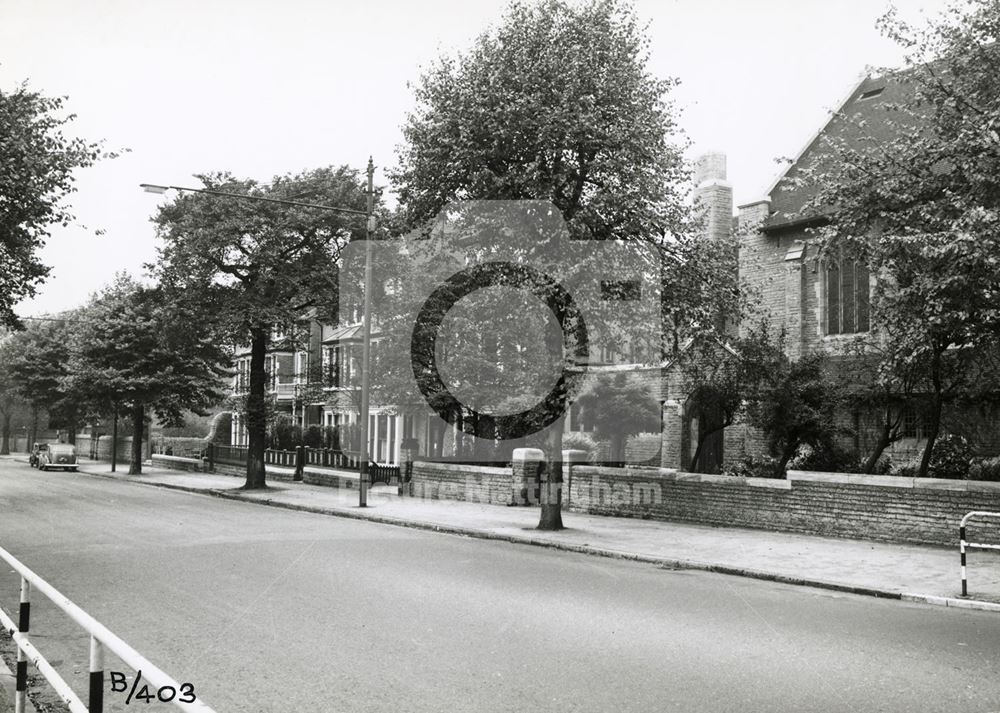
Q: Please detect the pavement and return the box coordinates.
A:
[7,454,1000,613]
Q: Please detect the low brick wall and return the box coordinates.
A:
[94,436,147,461]
[151,454,1000,546]
[409,461,513,505]
[151,454,207,472]
[566,465,1000,546]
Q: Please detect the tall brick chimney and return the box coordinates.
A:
[693,151,733,242]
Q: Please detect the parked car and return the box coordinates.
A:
[29,443,48,468]
[37,443,77,472]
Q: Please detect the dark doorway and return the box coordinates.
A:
[692,403,725,474]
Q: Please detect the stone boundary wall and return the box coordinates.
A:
[409,461,514,505]
[150,453,1000,546]
[151,454,206,472]
[566,466,1000,546]
[93,436,146,460]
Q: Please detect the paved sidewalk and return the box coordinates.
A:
[9,455,1000,612]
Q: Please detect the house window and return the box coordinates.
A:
[323,346,340,387]
[826,258,870,335]
[901,408,923,439]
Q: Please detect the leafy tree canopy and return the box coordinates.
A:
[0,82,112,328]
[71,273,231,427]
[151,165,371,341]
[392,0,691,243]
[149,164,374,488]
[575,372,660,462]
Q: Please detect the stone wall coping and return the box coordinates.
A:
[152,454,202,465]
[747,477,793,490]
[575,465,678,479]
[848,474,915,489]
[413,460,510,476]
[787,470,851,484]
[561,449,591,463]
[512,448,544,463]
[787,469,1000,492]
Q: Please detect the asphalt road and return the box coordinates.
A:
[1,459,999,713]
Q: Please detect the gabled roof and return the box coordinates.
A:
[323,323,363,343]
[764,69,923,231]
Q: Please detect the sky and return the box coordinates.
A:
[1,0,952,317]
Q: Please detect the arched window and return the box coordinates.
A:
[826,258,870,334]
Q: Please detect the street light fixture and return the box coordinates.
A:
[140,161,378,507]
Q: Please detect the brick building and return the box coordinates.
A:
[660,70,1000,473]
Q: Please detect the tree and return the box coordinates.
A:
[575,373,660,463]
[0,82,111,328]
[392,0,699,529]
[70,275,232,474]
[745,352,842,477]
[804,0,1000,477]
[6,316,88,446]
[151,166,370,488]
[832,336,922,474]
[678,325,782,472]
[0,338,31,454]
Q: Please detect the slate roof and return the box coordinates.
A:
[323,323,363,343]
[764,69,924,231]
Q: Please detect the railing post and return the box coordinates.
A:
[15,577,29,713]
[960,524,968,596]
[294,445,304,481]
[89,635,104,713]
[207,442,215,473]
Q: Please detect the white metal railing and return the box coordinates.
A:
[0,545,217,713]
[959,511,1000,597]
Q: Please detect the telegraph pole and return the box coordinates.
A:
[358,157,375,507]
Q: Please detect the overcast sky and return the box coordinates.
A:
[2,0,950,317]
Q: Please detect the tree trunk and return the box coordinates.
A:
[0,412,10,455]
[776,442,798,478]
[244,327,269,489]
[862,418,896,474]
[611,434,626,464]
[29,405,38,452]
[129,402,144,475]
[111,408,119,472]
[68,423,77,446]
[917,353,945,480]
[537,419,564,531]
[918,396,943,479]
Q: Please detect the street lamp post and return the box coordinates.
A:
[357,158,376,507]
[141,167,377,506]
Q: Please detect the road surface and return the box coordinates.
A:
[1,459,999,712]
